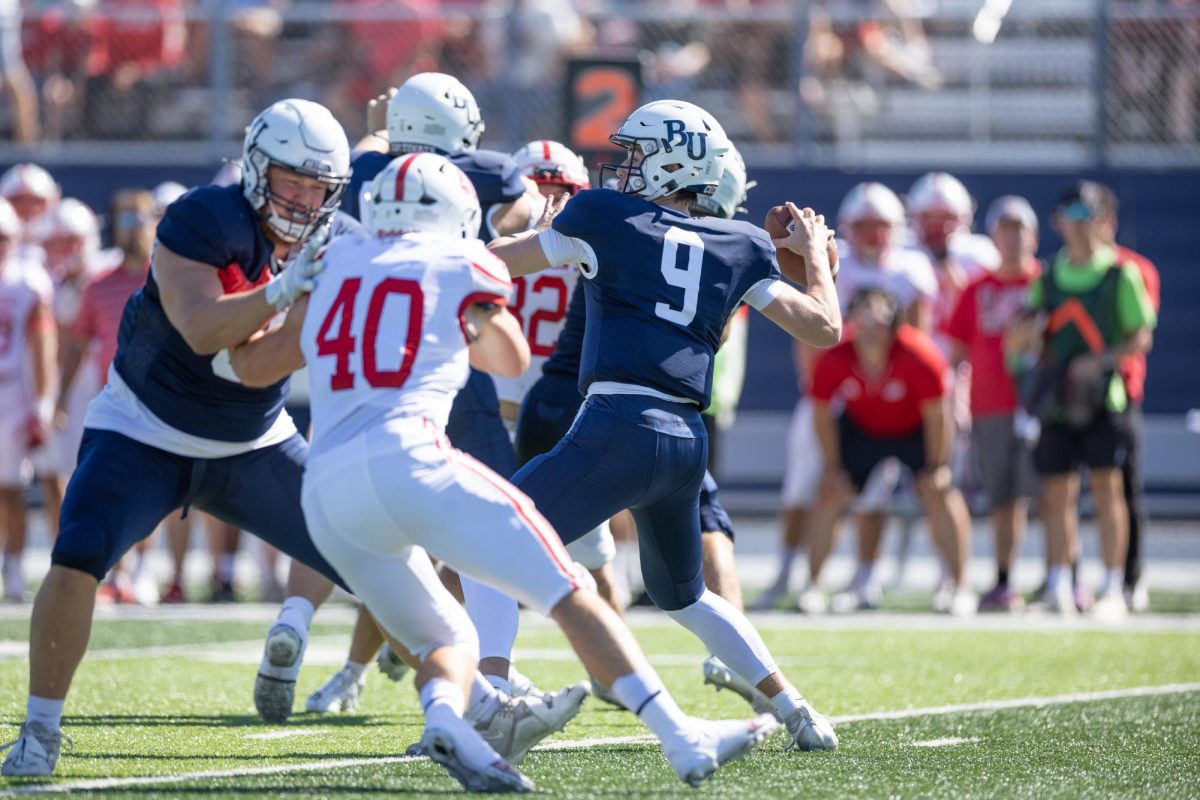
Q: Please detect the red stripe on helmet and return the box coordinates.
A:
[394,154,419,201]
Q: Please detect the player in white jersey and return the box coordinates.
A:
[0,163,59,266]
[227,152,777,791]
[764,182,939,614]
[0,197,55,601]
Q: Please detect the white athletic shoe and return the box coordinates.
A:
[1,721,67,777]
[1042,581,1078,618]
[797,586,829,615]
[1091,588,1130,622]
[749,581,790,612]
[254,623,306,723]
[949,587,978,618]
[783,700,839,751]
[701,656,776,717]
[376,645,411,682]
[1125,580,1150,614]
[663,713,778,788]
[507,668,541,700]
[830,581,882,614]
[932,579,955,614]
[469,682,588,764]
[2,558,26,603]
[421,720,534,793]
[132,572,160,607]
[306,666,366,713]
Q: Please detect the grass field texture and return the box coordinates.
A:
[0,609,1197,798]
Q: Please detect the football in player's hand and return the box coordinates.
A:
[764,205,808,284]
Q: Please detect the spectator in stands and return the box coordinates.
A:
[20,1,104,141]
[1015,181,1156,619]
[1,0,39,142]
[1094,183,1160,613]
[804,288,976,616]
[944,196,1041,612]
[702,0,789,142]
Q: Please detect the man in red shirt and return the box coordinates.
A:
[1095,184,1160,612]
[945,196,1041,612]
[805,288,975,616]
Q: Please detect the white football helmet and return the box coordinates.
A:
[837,182,906,228]
[151,181,188,218]
[386,72,484,156]
[33,198,99,277]
[511,140,590,193]
[907,171,973,222]
[603,100,731,202]
[361,153,481,240]
[241,98,351,244]
[692,142,754,219]
[0,163,60,204]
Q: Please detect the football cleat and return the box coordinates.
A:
[701,656,776,717]
[783,701,839,751]
[1,721,68,777]
[254,623,306,723]
[306,666,366,713]
[796,586,829,615]
[1125,580,1150,614]
[376,645,411,683]
[663,713,778,788]
[587,675,625,709]
[1091,588,1129,622]
[421,722,534,793]
[748,582,790,612]
[468,682,588,764]
[507,668,541,700]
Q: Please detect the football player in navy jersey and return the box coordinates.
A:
[489,100,843,753]
[283,74,589,747]
[2,99,356,778]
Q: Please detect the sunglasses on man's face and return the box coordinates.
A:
[1058,202,1094,222]
[114,210,154,230]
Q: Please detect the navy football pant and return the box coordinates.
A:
[52,428,347,590]
[517,371,734,542]
[512,393,708,611]
[447,367,516,477]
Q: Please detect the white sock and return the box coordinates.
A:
[853,562,875,588]
[665,590,778,686]
[612,670,689,741]
[1101,568,1122,596]
[774,546,797,587]
[468,672,503,718]
[130,553,148,582]
[27,696,64,732]
[770,689,804,720]
[1046,565,1067,592]
[420,678,465,729]
[344,660,367,681]
[276,596,315,636]
[461,575,520,662]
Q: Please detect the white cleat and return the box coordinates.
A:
[783,701,839,751]
[1,721,66,777]
[254,623,306,723]
[469,682,588,764]
[701,656,776,717]
[664,713,778,788]
[1125,580,1150,614]
[507,668,541,700]
[1091,588,1130,622]
[949,588,978,618]
[421,719,534,793]
[376,645,411,683]
[306,666,366,713]
[1042,581,1078,618]
[797,586,829,615]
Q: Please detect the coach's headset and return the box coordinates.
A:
[846,287,902,331]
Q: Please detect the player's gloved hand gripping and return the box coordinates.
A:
[265,232,328,313]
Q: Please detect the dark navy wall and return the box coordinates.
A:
[10,162,1200,414]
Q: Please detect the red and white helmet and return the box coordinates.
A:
[907,171,973,222]
[511,140,590,193]
[32,198,100,278]
[361,153,481,240]
[0,163,61,223]
[837,182,906,228]
[0,197,20,240]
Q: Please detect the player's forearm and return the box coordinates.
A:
[761,283,841,348]
[487,231,552,278]
[56,336,85,409]
[29,324,56,407]
[228,300,307,387]
[175,287,278,355]
[468,308,530,378]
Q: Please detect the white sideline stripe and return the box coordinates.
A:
[3,682,1197,796]
[830,682,1200,723]
[244,730,322,741]
[911,737,979,747]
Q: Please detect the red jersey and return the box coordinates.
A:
[943,265,1039,417]
[68,262,148,379]
[1114,245,1160,405]
[811,325,947,438]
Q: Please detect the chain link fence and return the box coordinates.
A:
[1,0,1196,168]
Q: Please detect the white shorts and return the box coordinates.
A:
[565,520,616,571]
[302,417,581,662]
[32,363,99,477]
[780,397,901,512]
[0,382,31,487]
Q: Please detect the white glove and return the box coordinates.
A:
[264,234,327,312]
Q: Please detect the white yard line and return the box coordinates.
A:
[243,730,323,741]
[911,737,980,747]
[2,682,1196,796]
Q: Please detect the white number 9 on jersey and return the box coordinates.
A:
[655,226,704,326]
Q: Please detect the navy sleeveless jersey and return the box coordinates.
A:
[343,148,524,245]
[542,278,586,378]
[552,189,779,409]
[113,184,288,442]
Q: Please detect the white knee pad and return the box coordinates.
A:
[565,521,616,571]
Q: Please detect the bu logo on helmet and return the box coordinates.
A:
[664,119,707,159]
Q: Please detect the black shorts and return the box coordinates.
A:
[840,415,926,491]
[1033,411,1129,475]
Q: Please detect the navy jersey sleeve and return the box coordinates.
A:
[341,150,393,222]
[155,185,256,269]
[452,150,525,206]
[552,189,625,242]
